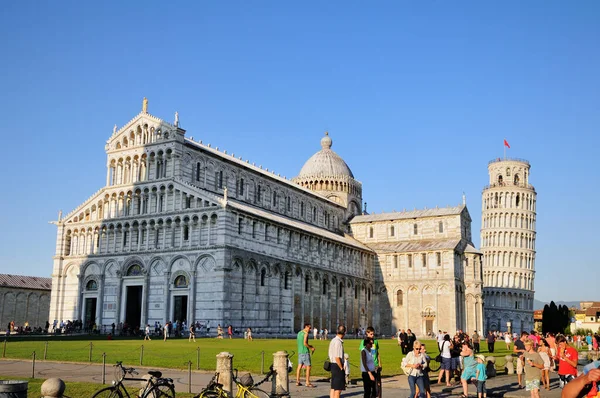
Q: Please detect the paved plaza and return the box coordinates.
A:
[1,358,563,397]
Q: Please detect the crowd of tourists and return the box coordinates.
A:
[292,324,600,398]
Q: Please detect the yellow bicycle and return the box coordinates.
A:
[194,369,273,398]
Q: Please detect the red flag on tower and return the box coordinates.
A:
[504,139,510,148]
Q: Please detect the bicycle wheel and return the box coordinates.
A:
[245,387,270,398]
[147,382,175,398]
[91,386,124,398]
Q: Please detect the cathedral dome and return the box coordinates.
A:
[297,132,354,179]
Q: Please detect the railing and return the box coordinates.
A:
[482,182,535,191]
[488,157,530,165]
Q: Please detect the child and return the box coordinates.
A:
[523,338,544,398]
[343,353,350,386]
[537,338,551,390]
[475,354,487,398]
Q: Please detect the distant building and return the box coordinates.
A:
[0,274,52,330]
[533,309,543,332]
[571,301,600,332]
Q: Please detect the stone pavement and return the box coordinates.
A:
[0,358,563,397]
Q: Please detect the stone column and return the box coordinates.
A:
[272,351,290,397]
[216,352,233,393]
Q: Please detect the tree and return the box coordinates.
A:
[541,301,570,335]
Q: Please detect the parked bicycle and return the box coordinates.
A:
[91,361,175,398]
[194,368,273,398]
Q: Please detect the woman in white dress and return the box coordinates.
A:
[538,338,552,390]
[504,332,512,350]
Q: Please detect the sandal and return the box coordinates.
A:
[460,394,468,398]
[295,382,302,386]
[306,384,317,388]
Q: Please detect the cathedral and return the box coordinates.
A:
[49,100,532,336]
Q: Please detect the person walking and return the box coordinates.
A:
[514,331,528,389]
[328,325,346,398]
[144,324,151,341]
[406,329,416,352]
[296,323,316,387]
[189,324,196,342]
[163,321,169,342]
[360,326,382,398]
[486,331,495,353]
[475,355,487,398]
[472,331,480,354]
[437,334,453,386]
[400,329,408,354]
[537,338,551,390]
[404,340,426,398]
[360,338,377,398]
[523,339,544,398]
[227,325,233,339]
[460,342,477,398]
[555,334,578,388]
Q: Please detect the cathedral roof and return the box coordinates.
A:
[363,238,462,253]
[0,274,52,291]
[297,132,354,179]
[226,199,372,252]
[350,205,466,223]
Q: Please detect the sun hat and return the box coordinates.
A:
[476,355,486,361]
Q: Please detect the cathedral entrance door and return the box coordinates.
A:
[425,319,433,336]
[84,297,97,330]
[173,295,188,323]
[125,286,142,329]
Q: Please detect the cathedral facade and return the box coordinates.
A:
[49,103,486,336]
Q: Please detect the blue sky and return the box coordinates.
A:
[0,1,598,302]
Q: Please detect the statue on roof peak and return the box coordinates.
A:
[142,97,148,113]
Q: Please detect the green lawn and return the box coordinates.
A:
[1,336,516,378]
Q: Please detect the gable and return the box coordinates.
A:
[105,112,184,153]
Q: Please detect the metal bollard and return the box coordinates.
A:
[32,351,36,378]
[89,342,93,362]
[188,361,192,393]
[272,351,290,397]
[140,345,144,365]
[44,341,48,360]
[261,351,265,374]
[102,353,106,384]
[2,339,6,358]
[197,347,200,370]
[216,352,234,393]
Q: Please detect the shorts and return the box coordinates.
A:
[526,379,540,391]
[477,380,486,394]
[516,358,524,375]
[330,363,346,391]
[298,353,311,366]
[441,357,453,370]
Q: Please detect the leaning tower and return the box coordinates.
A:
[481,158,537,333]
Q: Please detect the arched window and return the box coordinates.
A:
[322,279,328,295]
[238,178,245,196]
[174,275,188,288]
[284,271,290,289]
[183,225,189,241]
[367,288,371,301]
[413,223,418,235]
[86,280,98,291]
[369,227,374,238]
[272,191,277,207]
[515,193,520,208]
[396,290,403,306]
[260,268,266,287]
[390,225,395,237]
[439,221,444,233]
[506,167,511,176]
[339,282,344,297]
[126,264,142,276]
[497,175,503,185]
[305,274,310,293]
[514,174,520,185]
